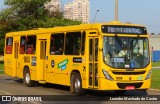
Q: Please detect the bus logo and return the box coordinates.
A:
[58,59,69,70]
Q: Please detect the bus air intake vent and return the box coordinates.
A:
[117,82,143,89]
[112,71,146,75]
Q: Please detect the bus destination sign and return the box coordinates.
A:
[101,25,147,35]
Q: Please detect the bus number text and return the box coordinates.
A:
[24,56,30,63]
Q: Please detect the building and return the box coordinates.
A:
[45,0,61,13]
[73,0,90,23]
[64,3,74,20]
[149,35,160,62]
[64,0,90,23]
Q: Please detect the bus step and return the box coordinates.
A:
[38,80,46,84]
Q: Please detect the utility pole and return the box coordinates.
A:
[115,0,118,21]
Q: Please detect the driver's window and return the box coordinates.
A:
[143,40,149,57]
[133,40,139,54]
[139,40,144,55]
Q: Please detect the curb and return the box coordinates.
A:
[148,88,160,93]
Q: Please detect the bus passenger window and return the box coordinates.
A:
[50,46,56,54]
[26,44,35,54]
[95,38,99,61]
[20,36,26,54]
[26,35,36,54]
[81,31,86,55]
[50,33,64,55]
[65,32,81,55]
[6,37,13,54]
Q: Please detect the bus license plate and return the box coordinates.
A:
[125,86,135,90]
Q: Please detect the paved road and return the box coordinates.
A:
[0,74,159,104]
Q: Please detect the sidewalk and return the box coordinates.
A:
[152,66,160,69]
[148,88,160,93]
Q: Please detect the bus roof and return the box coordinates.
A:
[6,21,146,36]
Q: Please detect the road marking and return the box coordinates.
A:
[0,90,13,95]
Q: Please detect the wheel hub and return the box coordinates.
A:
[75,78,80,91]
[25,73,30,84]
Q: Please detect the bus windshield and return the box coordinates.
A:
[103,36,150,69]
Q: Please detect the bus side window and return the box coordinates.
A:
[65,32,81,55]
[26,35,36,54]
[81,31,86,55]
[95,38,99,61]
[50,33,64,55]
[6,37,13,54]
[20,36,26,54]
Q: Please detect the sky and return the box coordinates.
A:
[0,0,160,34]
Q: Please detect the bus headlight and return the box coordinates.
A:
[145,70,152,80]
[102,69,113,81]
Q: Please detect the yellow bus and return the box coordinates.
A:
[4,21,152,95]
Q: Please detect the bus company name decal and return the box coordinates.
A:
[58,59,69,70]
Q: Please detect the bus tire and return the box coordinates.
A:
[114,90,126,95]
[72,73,86,96]
[70,73,75,94]
[23,69,35,87]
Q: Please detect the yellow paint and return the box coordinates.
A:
[4,21,151,91]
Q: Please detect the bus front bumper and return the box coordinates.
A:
[98,78,151,90]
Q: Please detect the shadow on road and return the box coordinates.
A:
[14,79,23,83]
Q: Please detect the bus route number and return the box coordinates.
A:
[24,56,30,63]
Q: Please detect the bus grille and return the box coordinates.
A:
[117,82,143,89]
[112,71,146,75]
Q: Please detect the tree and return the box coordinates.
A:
[0,0,81,54]
[150,33,155,35]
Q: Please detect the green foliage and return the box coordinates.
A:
[152,62,160,67]
[0,63,4,74]
[151,69,160,89]
[0,0,82,55]
[0,39,5,54]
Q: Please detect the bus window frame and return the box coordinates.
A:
[50,33,64,55]
[26,35,36,55]
[5,37,13,54]
[81,31,86,55]
[20,36,26,54]
[64,32,82,55]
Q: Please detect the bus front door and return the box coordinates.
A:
[88,37,99,89]
[39,40,47,81]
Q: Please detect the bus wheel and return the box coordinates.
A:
[114,90,126,95]
[70,73,75,94]
[24,69,35,87]
[73,73,86,96]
